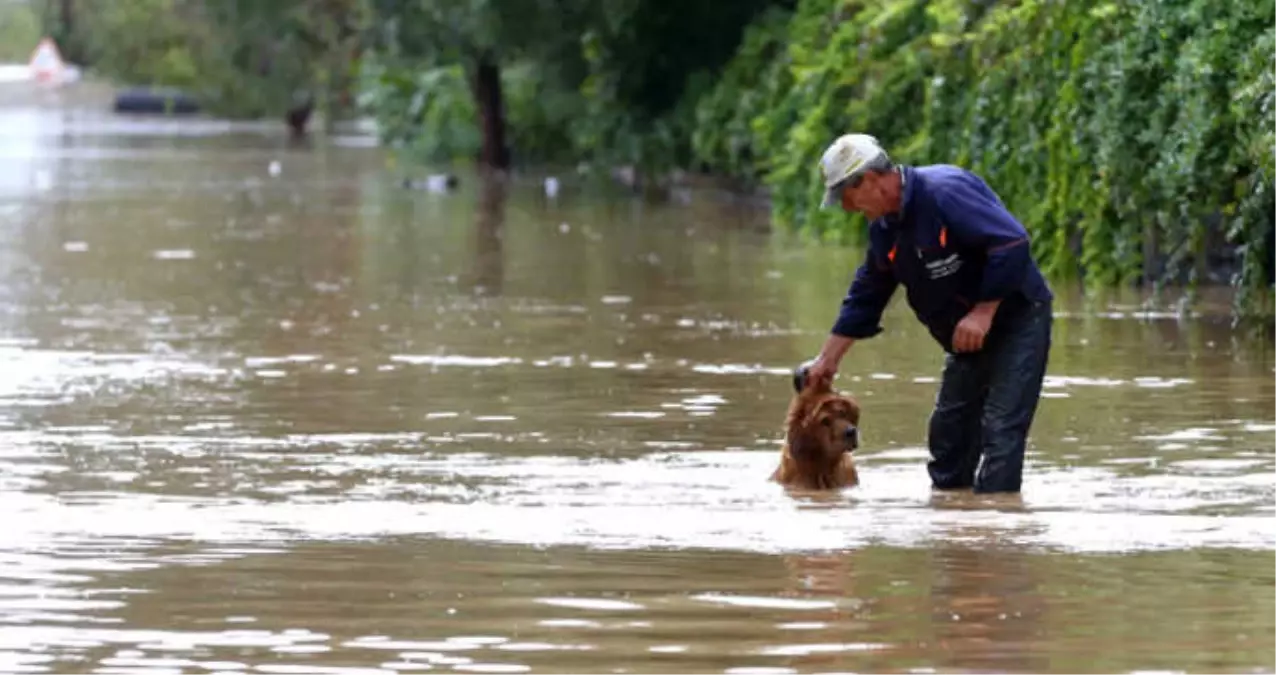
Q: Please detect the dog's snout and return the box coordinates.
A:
[845,425,859,448]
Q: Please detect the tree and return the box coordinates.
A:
[364,0,594,170]
[573,0,787,177]
[38,0,365,131]
[361,0,783,173]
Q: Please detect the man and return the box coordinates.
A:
[802,133,1053,494]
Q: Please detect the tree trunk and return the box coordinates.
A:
[59,0,73,36]
[471,53,510,170]
[470,174,507,296]
[54,0,84,65]
[1142,217,1159,286]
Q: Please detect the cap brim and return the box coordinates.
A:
[820,184,841,209]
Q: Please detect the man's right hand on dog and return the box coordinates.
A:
[805,359,837,389]
[795,357,838,393]
[798,335,856,391]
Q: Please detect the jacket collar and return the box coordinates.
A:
[874,165,915,232]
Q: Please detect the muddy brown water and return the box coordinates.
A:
[0,86,1273,674]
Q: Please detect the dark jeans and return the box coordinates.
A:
[927,300,1052,493]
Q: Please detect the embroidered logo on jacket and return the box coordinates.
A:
[925,253,962,280]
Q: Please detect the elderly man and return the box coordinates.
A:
[802,133,1053,494]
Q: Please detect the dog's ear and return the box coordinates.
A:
[785,389,813,434]
[785,419,819,459]
[786,397,828,459]
[803,395,843,429]
[842,396,861,425]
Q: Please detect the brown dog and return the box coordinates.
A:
[770,373,861,490]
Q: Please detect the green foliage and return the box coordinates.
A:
[502,61,590,166]
[193,0,365,121]
[359,0,597,165]
[38,0,362,120]
[690,6,793,184]
[0,1,41,63]
[358,54,590,167]
[358,58,481,163]
[695,0,945,243]
[694,0,1276,320]
[1228,22,1276,321]
[358,0,779,178]
[70,0,206,90]
[568,0,779,176]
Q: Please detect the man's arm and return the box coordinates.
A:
[831,254,898,339]
[938,175,1032,305]
[810,245,898,379]
[940,173,1028,351]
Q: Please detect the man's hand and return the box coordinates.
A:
[801,334,856,390]
[805,357,839,389]
[952,300,1001,353]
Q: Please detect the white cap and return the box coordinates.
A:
[819,133,889,208]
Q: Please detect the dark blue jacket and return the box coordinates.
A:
[832,164,1053,353]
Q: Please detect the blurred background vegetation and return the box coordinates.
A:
[9,0,1275,322]
[0,0,41,61]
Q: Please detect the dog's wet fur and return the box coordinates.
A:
[770,374,861,490]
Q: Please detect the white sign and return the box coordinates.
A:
[28,37,65,83]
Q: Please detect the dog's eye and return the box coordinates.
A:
[820,417,831,427]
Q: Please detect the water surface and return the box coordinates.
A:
[0,85,1273,674]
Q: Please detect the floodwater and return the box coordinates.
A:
[0,84,1273,675]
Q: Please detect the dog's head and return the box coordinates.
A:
[785,377,861,463]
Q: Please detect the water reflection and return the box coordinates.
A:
[922,519,1047,674]
[0,91,1271,674]
[10,537,1265,674]
[470,174,507,298]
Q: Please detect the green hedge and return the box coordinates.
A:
[694,0,1275,319]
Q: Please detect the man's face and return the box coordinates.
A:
[839,171,895,220]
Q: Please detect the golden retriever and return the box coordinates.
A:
[770,373,861,490]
